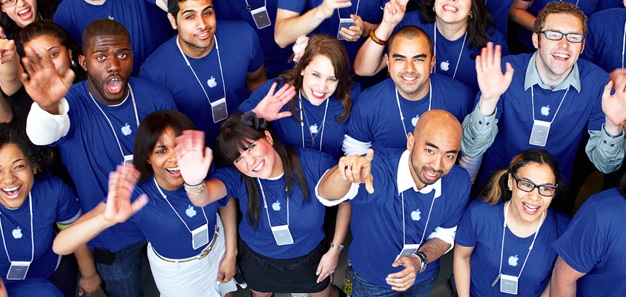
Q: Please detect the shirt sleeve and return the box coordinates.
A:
[26,99,71,146]
[55,181,82,228]
[461,105,499,157]
[585,125,626,174]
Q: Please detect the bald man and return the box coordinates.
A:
[317,110,471,296]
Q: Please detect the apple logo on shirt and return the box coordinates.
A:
[310,123,319,134]
[121,123,132,136]
[185,205,197,218]
[541,105,550,116]
[207,76,217,88]
[440,60,450,72]
[508,255,519,267]
[12,227,22,239]
[411,209,421,221]
[272,201,281,211]
[411,115,420,127]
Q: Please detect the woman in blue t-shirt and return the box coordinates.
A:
[454,149,570,297]
[175,112,348,297]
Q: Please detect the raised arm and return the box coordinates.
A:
[475,42,514,116]
[250,82,296,121]
[317,149,375,200]
[175,130,228,207]
[509,0,535,32]
[275,0,352,48]
[0,39,24,96]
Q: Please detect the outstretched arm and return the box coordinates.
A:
[475,42,514,116]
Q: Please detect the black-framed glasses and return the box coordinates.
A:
[512,173,557,197]
[0,0,16,8]
[540,30,585,43]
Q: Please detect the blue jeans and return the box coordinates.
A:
[353,269,439,297]
[95,240,145,297]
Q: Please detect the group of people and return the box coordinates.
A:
[0,0,625,297]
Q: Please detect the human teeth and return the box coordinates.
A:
[312,90,324,97]
[253,161,263,172]
[166,167,180,174]
[18,9,30,16]
[402,76,416,81]
[442,5,459,12]
[523,202,539,210]
[2,186,19,192]
[553,53,569,59]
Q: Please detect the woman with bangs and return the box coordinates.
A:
[52,110,238,297]
[175,112,346,297]
[453,149,570,297]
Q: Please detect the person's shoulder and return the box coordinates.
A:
[128,77,173,99]
[588,7,626,24]
[141,36,179,68]
[467,198,499,215]
[430,73,472,92]
[577,58,610,79]
[400,10,425,26]
[502,52,531,66]
[441,165,471,192]
[217,19,257,36]
[359,78,395,100]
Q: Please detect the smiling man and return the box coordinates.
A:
[462,2,626,187]
[22,19,176,297]
[318,109,471,296]
[139,0,267,149]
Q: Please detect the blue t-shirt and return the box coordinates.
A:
[348,150,470,289]
[396,12,508,93]
[456,200,570,297]
[139,20,264,148]
[0,177,80,282]
[127,177,228,259]
[553,188,626,297]
[215,0,293,78]
[485,0,514,40]
[346,75,473,152]
[212,148,335,259]
[6,279,64,297]
[237,78,360,159]
[277,0,385,64]
[581,8,626,73]
[55,78,177,252]
[478,54,608,185]
[53,0,176,76]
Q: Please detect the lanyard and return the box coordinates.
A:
[257,178,289,228]
[496,201,545,279]
[298,91,329,151]
[88,84,139,160]
[336,0,360,19]
[154,178,209,234]
[433,23,467,79]
[0,193,34,263]
[395,81,432,141]
[622,21,625,69]
[560,0,580,6]
[244,0,266,11]
[176,36,227,106]
[530,85,569,123]
[401,189,436,246]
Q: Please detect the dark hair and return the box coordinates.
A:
[482,149,567,205]
[0,0,58,41]
[81,19,131,55]
[278,34,352,124]
[619,172,626,199]
[133,110,196,184]
[168,0,213,19]
[19,20,86,82]
[534,2,588,36]
[388,25,433,56]
[420,0,494,52]
[0,122,53,175]
[217,113,309,229]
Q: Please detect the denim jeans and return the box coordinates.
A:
[96,240,146,297]
[353,268,439,297]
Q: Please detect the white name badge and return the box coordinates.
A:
[124,154,134,163]
[211,98,229,123]
[271,225,294,246]
[250,6,271,29]
[191,224,209,250]
[395,243,420,261]
[529,120,551,147]
[337,18,354,41]
[7,261,31,280]
[500,274,519,295]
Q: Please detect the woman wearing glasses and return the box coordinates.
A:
[453,149,570,297]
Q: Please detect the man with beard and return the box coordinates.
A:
[342,25,473,157]
[317,109,471,296]
[22,19,176,297]
[139,0,266,148]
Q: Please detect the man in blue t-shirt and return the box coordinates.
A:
[318,110,471,296]
[22,20,177,297]
[462,2,626,186]
[140,0,266,148]
[343,25,473,156]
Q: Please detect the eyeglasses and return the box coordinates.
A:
[511,173,557,197]
[0,0,16,8]
[540,30,585,43]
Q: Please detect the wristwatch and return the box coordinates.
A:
[413,251,428,273]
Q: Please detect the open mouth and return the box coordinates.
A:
[17,8,33,21]
[165,167,181,177]
[1,185,22,199]
[310,90,327,100]
[252,160,265,173]
[442,4,459,13]
[422,169,440,181]
[551,52,570,61]
[522,202,540,215]
[106,77,124,94]
[195,31,210,40]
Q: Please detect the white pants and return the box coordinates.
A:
[147,214,235,297]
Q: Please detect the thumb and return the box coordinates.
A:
[78,288,84,296]
[365,148,374,161]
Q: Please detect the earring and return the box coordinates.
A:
[71,60,76,67]
[432,6,435,12]
[468,12,473,19]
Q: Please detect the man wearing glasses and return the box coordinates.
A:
[461,2,626,188]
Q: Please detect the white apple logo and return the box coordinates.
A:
[411,115,420,127]
[272,201,281,211]
[185,205,197,218]
[310,123,319,134]
[12,227,22,239]
[541,105,550,116]
[121,123,132,136]
[440,60,450,72]
[207,76,217,88]
[508,255,519,267]
[410,209,421,221]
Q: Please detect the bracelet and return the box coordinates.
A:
[411,252,428,273]
[369,31,387,46]
[330,242,344,251]
[184,182,205,196]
